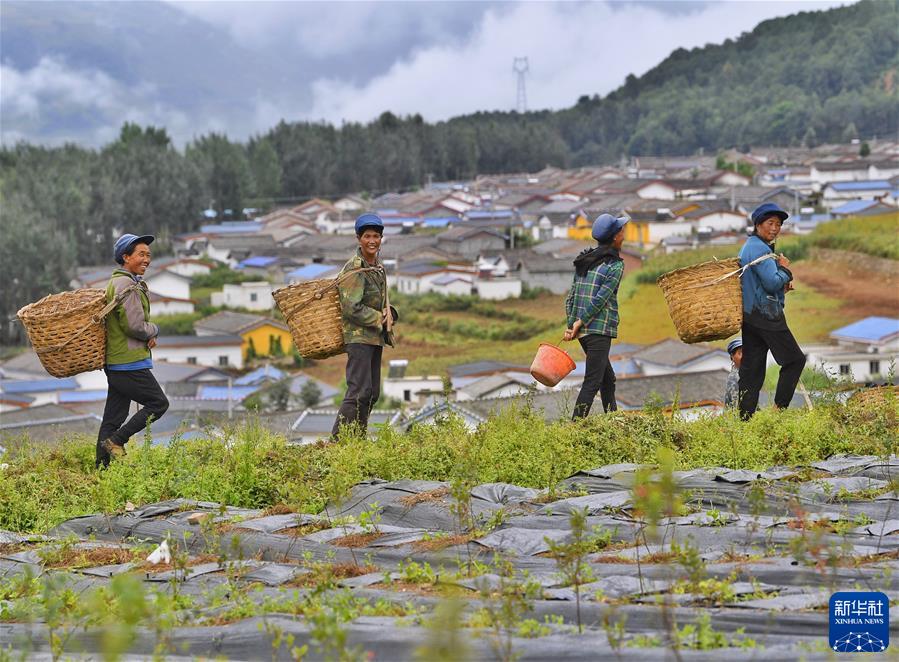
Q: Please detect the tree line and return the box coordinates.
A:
[1,0,895,344]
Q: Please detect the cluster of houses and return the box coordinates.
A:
[2,140,896,450]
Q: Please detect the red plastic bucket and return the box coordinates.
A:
[530,343,576,387]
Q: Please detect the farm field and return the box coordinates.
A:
[1,398,897,659]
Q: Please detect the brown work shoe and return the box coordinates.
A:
[100,438,127,458]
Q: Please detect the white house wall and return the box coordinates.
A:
[153,300,196,315]
[637,354,730,376]
[383,378,444,403]
[475,278,522,300]
[166,262,211,278]
[147,272,191,300]
[646,221,694,244]
[152,345,243,369]
[218,283,274,311]
[637,183,677,200]
[74,370,107,390]
[694,213,748,233]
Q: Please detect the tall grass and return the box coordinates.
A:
[1,398,895,534]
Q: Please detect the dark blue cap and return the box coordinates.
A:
[113,233,154,264]
[751,203,789,225]
[590,212,628,242]
[354,213,384,236]
[727,338,743,355]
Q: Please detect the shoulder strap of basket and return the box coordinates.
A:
[683,254,778,290]
[307,267,382,302]
[35,283,141,355]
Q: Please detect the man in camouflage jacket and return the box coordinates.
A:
[331,214,398,440]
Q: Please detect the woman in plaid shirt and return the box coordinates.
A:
[564,213,629,418]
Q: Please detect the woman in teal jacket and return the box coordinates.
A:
[738,203,806,420]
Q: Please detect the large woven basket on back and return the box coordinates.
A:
[17,289,109,377]
[657,258,742,344]
[273,267,386,360]
[273,278,345,360]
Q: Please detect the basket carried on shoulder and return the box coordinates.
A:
[657,258,743,344]
[17,289,109,378]
[273,268,382,360]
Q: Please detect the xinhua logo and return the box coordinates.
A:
[829,591,889,653]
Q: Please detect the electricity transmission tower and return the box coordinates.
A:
[513,57,529,113]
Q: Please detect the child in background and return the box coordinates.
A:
[725,338,743,409]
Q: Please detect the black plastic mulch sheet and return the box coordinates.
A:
[2,454,899,660]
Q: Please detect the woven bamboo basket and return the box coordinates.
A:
[17,289,108,377]
[273,278,344,359]
[657,258,743,344]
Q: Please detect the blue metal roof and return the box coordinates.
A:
[200,222,262,234]
[59,389,108,402]
[1,378,78,393]
[237,256,278,268]
[196,385,260,400]
[234,365,285,386]
[380,216,420,226]
[830,180,891,192]
[830,316,899,342]
[832,200,880,214]
[287,264,339,280]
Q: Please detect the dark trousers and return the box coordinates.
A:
[573,334,617,419]
[331,343,383,439]
[738,322,806,420]
[96,368,169,467]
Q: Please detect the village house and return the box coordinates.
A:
[630,339,731,376]
[804,317,899,383]
[436,227,506,259]
[830,200,897,218]
[393,260,475,296]
[809,160,871,187]
[0,403,102,447]
[821,180,894,208]
[150,256,213,279]
[382,360,444,405]
[289,409,405,444]
[210,281,275,312]
[403,401,486,432]
[204,235,279,267]
[194,311,292,360]
[152,335,244,369]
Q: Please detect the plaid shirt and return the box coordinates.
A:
[565,259,624,338]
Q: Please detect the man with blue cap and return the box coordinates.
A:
[331,214,398,440]
[724,338,743,409]
[96,233,168,467]
[563,212,628,418]
[737,203,805,419]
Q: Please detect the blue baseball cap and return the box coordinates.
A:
[751,203,789,225]
[727,338,743,355]
[114,233,155,265]
[354,213,384,236]
[590,212,629,242]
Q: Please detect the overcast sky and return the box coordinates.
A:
[1,0,851,145]
[176,0,849,123]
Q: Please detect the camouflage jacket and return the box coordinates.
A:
[338,249,396,347]
[724,366,739,408]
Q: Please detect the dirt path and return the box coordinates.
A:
[791,256,899,321]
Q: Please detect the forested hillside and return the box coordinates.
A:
[1,0,896,343]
